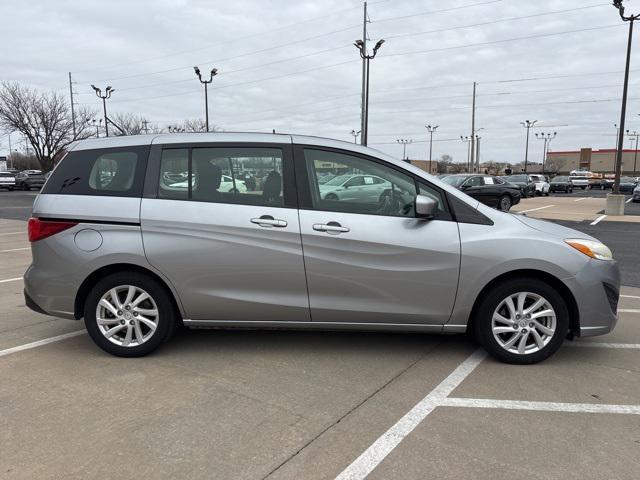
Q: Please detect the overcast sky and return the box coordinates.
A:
[1,0,640,164]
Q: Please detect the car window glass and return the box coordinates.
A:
[465,176,483,187]
[304,149,416,217]
[88,152,138,191]
[483,176,494,185]
[159,149,188,199]
[494,177,505,184]
[191,147,284,207]
[417,180,451,220]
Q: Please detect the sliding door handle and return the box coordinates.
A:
[251,215,287,228]
[313,222,350,234]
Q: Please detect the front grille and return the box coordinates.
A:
[603,283,619,313]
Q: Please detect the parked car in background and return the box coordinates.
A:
[15,170,45,190]
[618,177,638,193]
[319,173,393,202]
[529,174,550,196]
[569,175,589,190]
[503,174,536,198]
[633,184,640,202]
[588,177,613,190]
[441,174,521,211]
[549,176,574,193]
[24,133,619,364]
[0,171,16,190]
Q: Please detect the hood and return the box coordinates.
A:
[513,214,598,241]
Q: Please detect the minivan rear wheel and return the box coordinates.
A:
[474,278,569,364]
[84,272,176,357]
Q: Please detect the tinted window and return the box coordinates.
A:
[304,149,416,217]
[159,149,188,200]
[442,175,467,187]
[42,146,149,196]
[464,176,483,187]
[417,180,451,221]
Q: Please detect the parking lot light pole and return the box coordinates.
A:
[627,130,639,174]
[612,0,639,194]
[535,132,557,174]
[426,125,439,173]
[90,85,114,137]
[460,136,472,172]
[354,38,385,146]
[193,66,218,132]
[520,120,538,173]
[396,138,412,160]
[350,129,361,144]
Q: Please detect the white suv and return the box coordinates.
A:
[529,174,550,196]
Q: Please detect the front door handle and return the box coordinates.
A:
[251,215,288,228]
[313,221,350,234]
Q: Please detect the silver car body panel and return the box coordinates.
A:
[24,133,619,339]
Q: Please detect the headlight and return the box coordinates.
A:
[565,239,613,261]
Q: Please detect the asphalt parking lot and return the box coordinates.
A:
[1,191,640,479]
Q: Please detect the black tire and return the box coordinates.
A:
[568,188,573,194]
[84,271,177,357]
[498,195,512,211]
[474,278,569,364]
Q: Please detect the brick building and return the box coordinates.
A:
[546,148,640,175]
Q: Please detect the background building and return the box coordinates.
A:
[546,148,640,174]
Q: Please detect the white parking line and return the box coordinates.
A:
[0,277,22,284]
[574,197,588,202]
[441,397,640,415]
[0,231,23,236]
[335,349,487,480]
[626,197,633,204]
[621,294,640,299]
[618,309,640,313]
[0,331,85,358]
[518,205,555,214]
[0,247,29,253]
[568,342,640,349]
[590,214,607,225]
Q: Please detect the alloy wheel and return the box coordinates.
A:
[95,285,159,347]
[491,291,556,355]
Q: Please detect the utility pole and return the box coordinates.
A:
[355,33,384,146]
[520,120,538,173]
[396,138,412,160]
[142,120,150,135]
[475,135,481,173]
[426,125,439,174]
[460,136,472,172]
[68,72,77,138]
[627,130,639,174]
[535,132,557,173]
[360,2,368,145]
[7,133,13,169]
[91,85,114,137]
[193,66,218,132]
[350,129,361,144]
[470,82,476,172]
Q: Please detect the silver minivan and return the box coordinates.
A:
[24,133,620,364]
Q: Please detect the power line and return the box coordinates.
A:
[373,0,503,24]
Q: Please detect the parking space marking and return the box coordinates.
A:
[574,198,588,202]
[0,247,29,253]
[621,294,640,299]
[626,198,633,204]
[0,330,85,358]
[335,349,487,480]
[618,308,640,313]
[517,205,555,214]
[0,231,23,236]
[441,397,640,415]
[0,277,22,284]
[567,342,640,349]
[590,214,607,225]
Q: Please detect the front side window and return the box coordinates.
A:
[304,149,416,217]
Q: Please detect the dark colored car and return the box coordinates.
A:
[588,178,613,190]
[441,174,521,211]
[15,170,45,190]
[549,175,574,193]
[618,177,638,193]
[503,174,536,198]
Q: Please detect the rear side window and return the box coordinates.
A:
[42,146,149,196]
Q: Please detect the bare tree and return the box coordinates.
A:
[168,118,220,133]
[0,82,94,171]
[110,112,151,136]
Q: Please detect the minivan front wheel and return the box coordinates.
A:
[84,272,176,357]
[474,278,569,364]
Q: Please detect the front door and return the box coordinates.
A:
[297,147,461,325]
[141,144,310,322]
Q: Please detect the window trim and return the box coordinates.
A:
[144,142,298,209]
[293,144,454,221]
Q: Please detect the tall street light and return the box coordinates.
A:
[193,66,218,132]
[460,136,472,172]
[87,118,102,138]
[426,125,439,173]
[612,1,639,194]
[627,129,639,174]
[396,138,412,161]
[90,85,114,137]
[354,38,385,146]
[520,120,538,173]
[350,129,361,144]
[535,132,557,174]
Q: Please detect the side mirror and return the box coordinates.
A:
[415,194,437,219]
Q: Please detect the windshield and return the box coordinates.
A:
[505,175,527,182]
[552,176,568,182]
[324,174,352,186]
[620,177,635,182]
[441,175,468,187]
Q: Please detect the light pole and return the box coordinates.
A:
[474,135,482,173]
[612,1,639,194]
[520,120,538,173]
[426,125,439,173]
[535,132,557,174]
[193,66,218,132]
[90,85,114,137]
[87,119,102,138]
[627,130,639,174]
[460,136,472,172]
[354,38,385,146]
[396,138,412,161]
[350,129,361,144]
